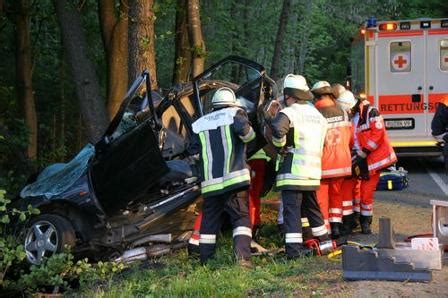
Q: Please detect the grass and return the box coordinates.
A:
[76,201,345,297]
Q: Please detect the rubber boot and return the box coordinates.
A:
[360,215,372,234]
[342,214,354,236]
[352,212,360,230]
[330,222,342,239]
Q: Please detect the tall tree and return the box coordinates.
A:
[296,0,312,75]
[128,0,158,89]
[15,0,37,159]
[270,0,291,81]
[187,0,205,77]
[172,0,191,84]
[99,0,129,119]
[55,0,109,143]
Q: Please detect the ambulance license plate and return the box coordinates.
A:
[385,118,414,130]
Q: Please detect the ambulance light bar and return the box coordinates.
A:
[441,20,448,28]
[400,22,411,30]
[379,23,397,31]
[420,20,431,29]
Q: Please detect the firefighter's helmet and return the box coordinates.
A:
[311,81,334,98]
[283,74,313,101]
[336,90,357,111]
[211,87,238,108]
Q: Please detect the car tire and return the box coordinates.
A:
[24,214,76,265]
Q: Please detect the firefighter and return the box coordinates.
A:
[431,98,448,169]
[337,91,397,234]
[311,81,352,239]
[270,74,332,258]
[191,87,255,267]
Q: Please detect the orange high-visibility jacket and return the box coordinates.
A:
[356,100,397,174]
[314,98,352,179]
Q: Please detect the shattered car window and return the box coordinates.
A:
[199,61,262,114]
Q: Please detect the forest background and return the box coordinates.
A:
[0,0,447,194]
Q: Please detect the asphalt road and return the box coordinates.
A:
[376,156,448,204]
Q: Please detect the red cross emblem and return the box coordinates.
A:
[392,53,410,71]
[325,129,341,146]
[393,55,407,68]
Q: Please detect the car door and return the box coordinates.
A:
[89,72,169,215]
[190,56,277,156]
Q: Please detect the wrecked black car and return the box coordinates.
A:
[14,56,277,265]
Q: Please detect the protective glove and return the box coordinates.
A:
[352,149,370,180]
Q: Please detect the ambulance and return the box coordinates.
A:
[350,17,448,156]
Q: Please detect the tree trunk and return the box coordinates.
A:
[172,0,191,84]
[58,48,65,161]
[99,0,129,119]
[297,0,312,75]
[187,0,205,78]
[55,0,109,143]
[15,0,37,159]
[270,0,291,81]
[128,0,158,89]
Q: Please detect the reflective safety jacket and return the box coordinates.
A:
[270,101,327,191]
[314,98,352,179]
[192,107,255,198]
[431,97,448,142]
[356,100,397,174]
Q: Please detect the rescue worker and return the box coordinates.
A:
[311,81,352,239]
[431,98,448,169]
[270,74,332,258]
[335,90,361,233]
[247,148,270,236]
[191,87,255,267]
[337,91,397,234]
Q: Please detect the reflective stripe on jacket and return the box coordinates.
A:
[249,148,271,162]
[314,98,352,179]
[270,102,327,190]
[192,107,255,197]
[356,100,397,174]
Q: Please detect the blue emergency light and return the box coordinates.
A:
[367,16,377,28]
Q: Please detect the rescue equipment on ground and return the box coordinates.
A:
[376,166,408,191]
[342,217,443,282]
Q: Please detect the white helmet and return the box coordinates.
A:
[283,74,313,101]
[211,87,237,108]
[311,81,333,98]
[336,90,357,111]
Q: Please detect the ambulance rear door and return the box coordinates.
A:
[374,28,427,143]
[426,28,448,134]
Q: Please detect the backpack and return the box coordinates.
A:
[376,167,408,191]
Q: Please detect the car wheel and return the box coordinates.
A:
[24,214,76,265]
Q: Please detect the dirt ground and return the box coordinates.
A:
[342,191,448,297]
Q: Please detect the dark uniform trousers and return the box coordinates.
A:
[199,191,252,263]
[282,190,329,258]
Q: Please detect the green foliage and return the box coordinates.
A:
[17,251,126,294]
[0,189,40,286]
